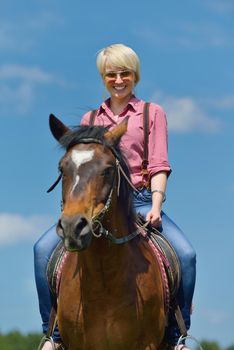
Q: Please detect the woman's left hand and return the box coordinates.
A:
[146,207,162,227]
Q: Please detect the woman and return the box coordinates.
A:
[34,43,196,350]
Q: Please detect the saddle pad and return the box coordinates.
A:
[138,227,170,312]
[149,230,181,299]
[136,215,181,299]
[47,240,68,298]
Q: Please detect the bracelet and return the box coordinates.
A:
[151,189,166,202]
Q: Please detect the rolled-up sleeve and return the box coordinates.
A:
[147,104,172,179]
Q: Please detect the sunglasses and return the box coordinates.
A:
[104,70,133,80]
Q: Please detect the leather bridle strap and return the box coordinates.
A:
[103,228,140,244]
[47,173,62,193]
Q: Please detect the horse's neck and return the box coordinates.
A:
[77,235,130,286]
[102,190,136,236]
[78,195,135,274]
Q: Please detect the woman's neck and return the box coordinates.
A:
[110,94,133,115]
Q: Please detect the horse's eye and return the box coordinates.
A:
[101,167,113,177]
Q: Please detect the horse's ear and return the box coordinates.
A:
[49,114,70,142]
[104,116,129,146]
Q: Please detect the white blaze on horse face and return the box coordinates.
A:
[70,149,94,194]
[71,175,80,194]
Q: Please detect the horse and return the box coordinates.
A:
[49,114,167,350]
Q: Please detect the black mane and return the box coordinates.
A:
[60,125,110,150]
[60,125,135,221]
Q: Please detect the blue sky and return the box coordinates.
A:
[0,0,233,347]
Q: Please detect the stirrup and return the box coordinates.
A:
[176,334,203,350]
[38,336,56,350]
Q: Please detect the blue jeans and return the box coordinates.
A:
[34,225,61,341]
[34,188,196,345]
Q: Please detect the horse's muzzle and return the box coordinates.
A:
[57,214,92,251]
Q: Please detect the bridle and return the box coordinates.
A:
[47,137,140,244]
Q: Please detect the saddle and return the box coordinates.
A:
[47,218,181,314]
[47,240,68,302]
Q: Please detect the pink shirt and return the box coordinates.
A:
[81,96,171,188]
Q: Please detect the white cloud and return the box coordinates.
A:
[0,13,63,52]
[0,64,63,84]
[26,12,64,29]
[0,213,55,246]
[180,22,234,49]
[0,82,34,114]
[0,64,67,115]
[204,0,234,14]
[152,91,221,133]
[227,182,234,192]
[135,16,234,50]
[204,95,234,110]
[0,20,34,52]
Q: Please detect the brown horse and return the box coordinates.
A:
[49,114,166,350]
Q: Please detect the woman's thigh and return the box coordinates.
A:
[34,224,61,264]
[161,212,195,262]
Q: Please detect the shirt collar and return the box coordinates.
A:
[98,95,140,115]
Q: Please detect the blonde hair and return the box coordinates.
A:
[96,43,140,84]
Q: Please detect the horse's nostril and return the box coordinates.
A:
[57,218,65,237]
[58,219,63,229]
[76,217,88,232]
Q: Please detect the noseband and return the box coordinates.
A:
[48,137,140,244]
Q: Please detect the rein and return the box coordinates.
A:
[47,137,140,244]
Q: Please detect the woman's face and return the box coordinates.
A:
[103,67,136,102]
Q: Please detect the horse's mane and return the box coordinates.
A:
[60,125,136,222]
[60,125,109,150]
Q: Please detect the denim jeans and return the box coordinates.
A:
[34,225,61,341]
[34,188,196,345]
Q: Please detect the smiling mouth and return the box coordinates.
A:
[113,85,126,91]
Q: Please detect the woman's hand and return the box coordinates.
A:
[148,171,167,227]
[146,207,162,227]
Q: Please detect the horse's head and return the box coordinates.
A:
[49,114,129,251]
